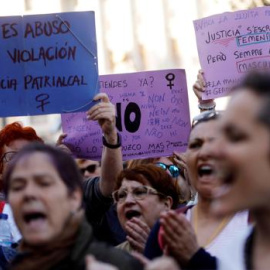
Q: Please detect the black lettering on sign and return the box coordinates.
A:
[205,29,241,44]
[148,142,164,150]
[24,20,70,38]
[1,23,18,39]
[122,144,142,151]
[0,78,17,90]
[145,128,163,138]
[100,79,128,89]
[165,73,175,89]
[115,103,122,132]
[116,102,141,133]
[207,52,226,64]
[24,75,86,90]
[7,43,77,66]
[35,93,50,112]
[124,102,141,133]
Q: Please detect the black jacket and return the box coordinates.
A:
[12,218,143,270]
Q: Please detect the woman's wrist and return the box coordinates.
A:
[198,100,216,111]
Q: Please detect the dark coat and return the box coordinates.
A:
[12,219,143,270]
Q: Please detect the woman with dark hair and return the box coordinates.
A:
[113,164,180,253]
[144,110,249,270]
[3,143,142,270]
[210,71,270,270]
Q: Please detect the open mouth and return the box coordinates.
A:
[23,212,47,224]
[125,210,141,220]
[198,165,214,177]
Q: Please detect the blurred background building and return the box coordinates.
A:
[0,0,269,142]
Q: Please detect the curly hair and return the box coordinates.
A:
[0,122,43,173]
[115,164,180,209]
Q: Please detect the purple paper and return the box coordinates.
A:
[61,69,191,161]
[194,6,270,99]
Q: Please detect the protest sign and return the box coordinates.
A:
[0,11,98,116]
[194,6,270,99]
[61,69,191,161]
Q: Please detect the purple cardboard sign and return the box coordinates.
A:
[194,6,270,99]
[61,69,191,161]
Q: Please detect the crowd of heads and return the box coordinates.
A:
[1,67,270,269]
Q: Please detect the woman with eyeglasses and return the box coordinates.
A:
[144,110,249,269]
[113,164,180,253]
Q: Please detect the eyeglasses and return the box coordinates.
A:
[0,151,17,163]
[192,110,221,129]
[155,162,180,178]
[112,185,165,204]
[80,164,98,175]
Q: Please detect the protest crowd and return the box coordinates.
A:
[1,3,270,270]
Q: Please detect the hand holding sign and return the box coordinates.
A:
[193,69,206,101]
[193,70,216,111]
[193,6,270,99]
[62,69,190,160]
[0,11,98,117]
[87,93,118,144]
[56,133,73,155]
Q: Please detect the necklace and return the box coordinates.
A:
[192,205,233,247]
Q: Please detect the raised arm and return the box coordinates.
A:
[193,69,216,112]
[87,93,122,197]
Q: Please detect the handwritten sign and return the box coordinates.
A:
[61,69,191,161]
[194,6,270,99]
[0,11,98,116]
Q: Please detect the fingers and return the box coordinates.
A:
[87,102,115,119]
[160,211,193,248]
[160,212,186,240]
[126,219,150,240]
[173,151,187,162]
[55,133,72,155]
[193,69,206,100]
[125,218,151,252]
[56,133,67,146]
[86,93,117,135]
[88,108,115,122]
[160,211,199,262]
[92,93,110,103]
[128,217,151,234]
[126,235,144,252]
[173,158,187,171]
[197,70,206,88]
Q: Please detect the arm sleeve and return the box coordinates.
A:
[186,248,217,270]
[83,177,113,227]
[144,220,163,259]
